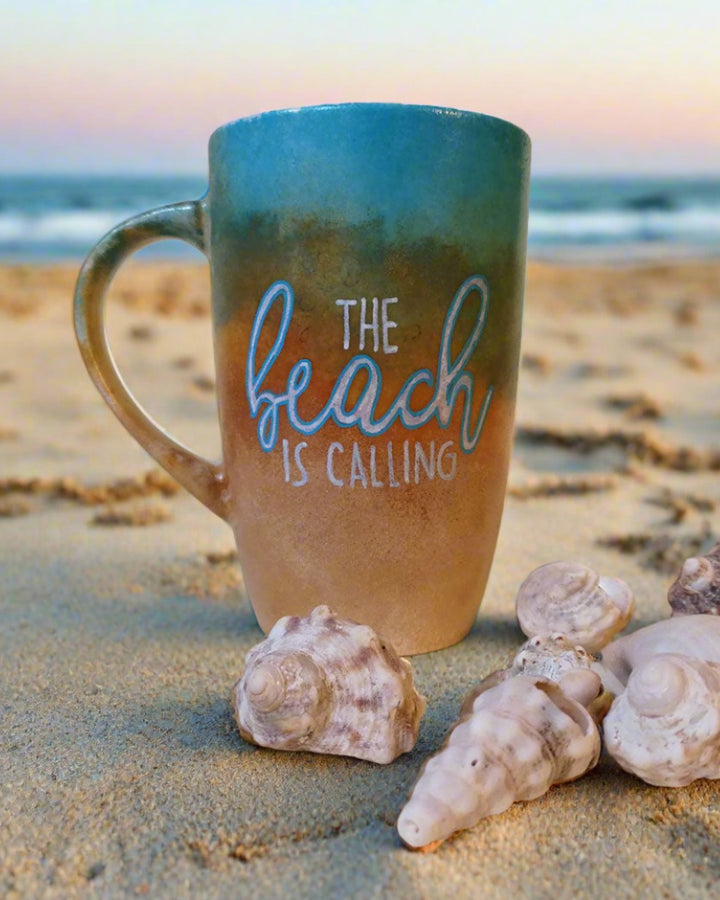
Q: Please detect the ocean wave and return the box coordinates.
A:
[528,206,720,245]
[621,193,677,212]
[5,205,720,245]
[0,208,204,260]
[0,210,129,244]
[1,175,720,261]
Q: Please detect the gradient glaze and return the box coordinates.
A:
[207,105,530,653]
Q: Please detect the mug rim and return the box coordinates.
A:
[209,102,531,147]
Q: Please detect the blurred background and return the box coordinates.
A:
[1,0,719,262]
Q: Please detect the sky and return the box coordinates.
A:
[1,0,719,175]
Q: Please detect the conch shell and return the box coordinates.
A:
[397,674,601,850]
[667,541,720,616]
[511,633,595,683]
[233,605,426,764]
[603,653,720,786]
[462,634,604,713]
[511,633,607,716]
[597,614,720,691]
[515,561,634,653]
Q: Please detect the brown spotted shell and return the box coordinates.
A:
[515,561,634,652]
[232,605,426,764]
[667,541,720,616]
[397,674,601,850]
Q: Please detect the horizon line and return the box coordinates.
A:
[2,170,720,180]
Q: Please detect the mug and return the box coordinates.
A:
[74,103,530,655]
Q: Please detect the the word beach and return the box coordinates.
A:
[246,275,494,488]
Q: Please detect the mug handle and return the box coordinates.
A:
[73,199,229,521]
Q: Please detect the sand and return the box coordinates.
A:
[1,259,720,899]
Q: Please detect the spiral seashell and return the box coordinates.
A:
[511,634,609,720]
[461,634,603,717]
[397,675,601,850]
[233,605,426,764]
[515,561,634,653]
[512,633,595,682]
[603,653,720,786]
[667,541,720,616]
[598,615,720,690]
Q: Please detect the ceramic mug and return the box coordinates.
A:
[74,103,530,654]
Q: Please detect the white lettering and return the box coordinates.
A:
[414,441,435,482]
[327,442,344,486]
[387,441,400,487]
[292,441,308,487]
[381,297,399,354]
[322,440,457,487]
[282,438,291,483]
[369,445,383,487]
[359,297,379,352]
[335,299,357,350]
[248,277,493,456]
[437,441,457,480]
[350,443,368,488]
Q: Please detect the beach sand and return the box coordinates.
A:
[1,259,720,898]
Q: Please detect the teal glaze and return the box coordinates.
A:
[208,104,531,264]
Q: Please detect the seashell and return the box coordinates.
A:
[462,633,603,715]
[232,605,426,765]
[558,667,609,716]
[597,614,720,691]
[397,674,601,850]
[457,636,609,740]
[603,653,720,786]
[667,541,720,616]
[509,636,608,722]
[515,561,634,653]
[511,632,595,682]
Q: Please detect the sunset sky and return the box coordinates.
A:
[2,0,719,175]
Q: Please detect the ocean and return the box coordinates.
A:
[1,174,719,263]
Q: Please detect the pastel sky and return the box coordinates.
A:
[2,0,719,174]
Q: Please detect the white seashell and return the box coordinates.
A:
[515,561,634,652]
[556,668,606,711]
[511,632,594,682]
[667,541,720,616]
[233,605,426,764]
[397,675,601,850]
[598,615,720,690]
[464,633,604,712]
[603,653,720,786]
